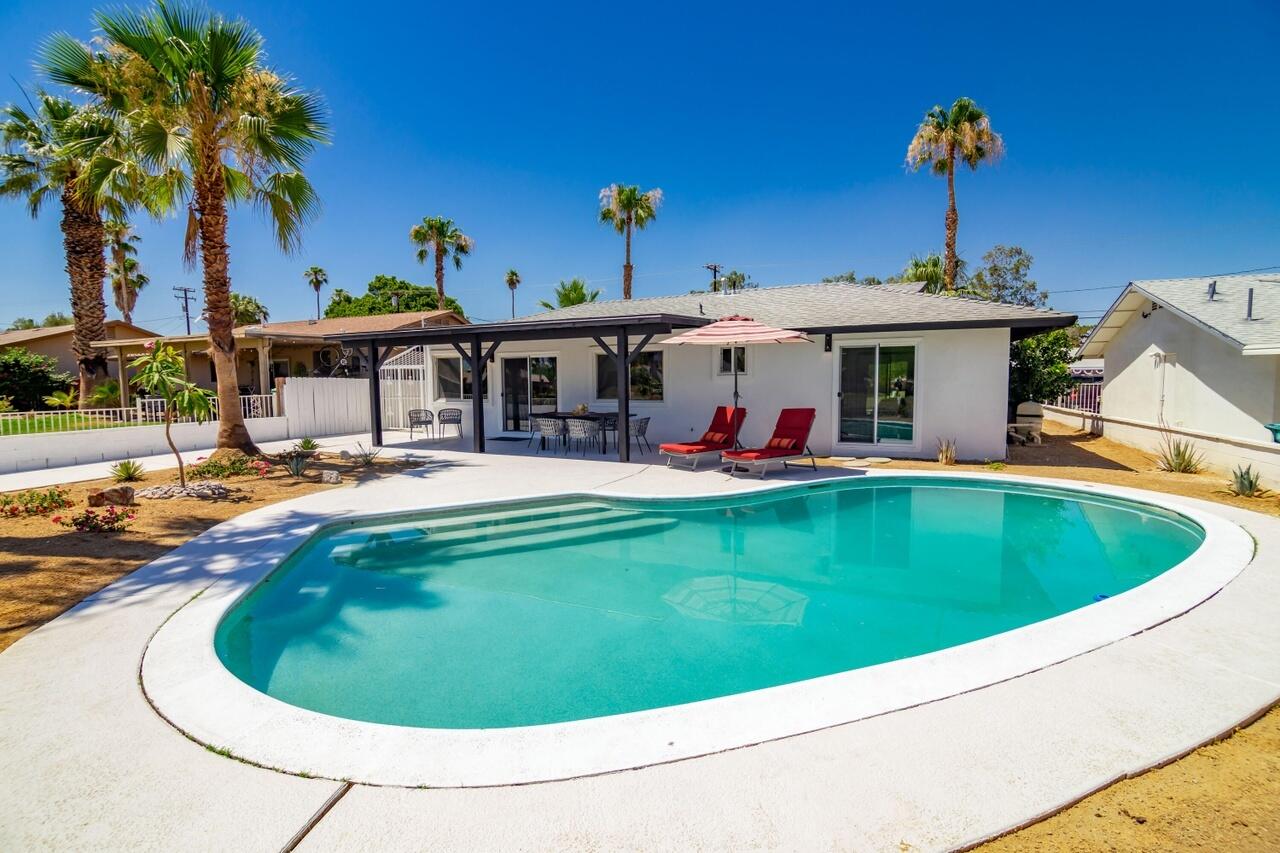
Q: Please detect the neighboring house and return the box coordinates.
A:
[0,321,160,379]
[1079,273,1280,482]
[92,310,467,401]
[341,283,1075,461]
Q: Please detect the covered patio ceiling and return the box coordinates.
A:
[325,313,711,462]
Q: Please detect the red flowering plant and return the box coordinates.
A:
[1,487,74,518]
[54,505,136,533]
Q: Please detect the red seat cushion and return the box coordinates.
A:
[660,441,727,455]
[722,448,799,462]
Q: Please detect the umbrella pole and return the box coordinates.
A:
[732,352,742,449]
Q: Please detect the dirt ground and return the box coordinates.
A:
[2,425,1277,849]
[0,452,419,653]
[828,422,1280,852]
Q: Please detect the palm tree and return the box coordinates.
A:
[539,277,600,311]
[905,97,1003,291]
[43,3,329,453]
[713,270,752,293]
[409,216,472,303]
[505,268,520,319]
[898,252,967,294]
[304,265,327,320]
[104,219,148,322]
[227,292,269,324]
[0,93,130,406]
[598,184,662,300]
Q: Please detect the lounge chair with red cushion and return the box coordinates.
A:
[659,406,747,470]
[720,408,817,478]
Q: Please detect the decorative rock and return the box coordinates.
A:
[865,456,892,464]
[321,470,341,485]
[87,485,136,507]
[135,480,231,500]
[842,459,871,468]
[338,450,352,460]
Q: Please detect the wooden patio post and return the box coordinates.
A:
[616,327,630,463]
[366,339,383,446]
[470,335,486,454]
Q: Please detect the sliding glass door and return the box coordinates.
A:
[837,344,916,444]
[502,356,558,431]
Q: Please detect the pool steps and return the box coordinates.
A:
[328,502,677,566]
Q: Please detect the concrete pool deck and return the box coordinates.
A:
[2,439,1279,851]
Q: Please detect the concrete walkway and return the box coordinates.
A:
[1,445,1277,851]
[0,432,378,492]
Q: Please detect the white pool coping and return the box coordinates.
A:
[141,470,1257,788]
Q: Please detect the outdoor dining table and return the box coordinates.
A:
[541,411,636,454]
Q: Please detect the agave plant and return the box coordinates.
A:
[1156,435,1204,474]
[1227,464,1269,498]
[936,437,957,465]
[110,458,145,482]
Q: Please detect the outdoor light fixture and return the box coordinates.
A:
[824,334,832,352]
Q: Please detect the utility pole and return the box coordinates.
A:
[703,263,722,292]
[172,286,197,334]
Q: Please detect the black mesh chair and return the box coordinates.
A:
[438,407,463,439]
[407,409,433,440]
[598,412,618,450]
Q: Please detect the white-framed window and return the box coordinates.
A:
[594,351,664,401]
[716,345,747,376]
[434,355,487,401]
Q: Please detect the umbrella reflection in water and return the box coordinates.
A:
[663,575,808,626]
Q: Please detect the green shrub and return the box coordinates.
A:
[2,487,75,518]
[187,455,257,479]
[110,459,146,482]
[0,347,75,410]
[54,505,135,532]
[1156,436,1203,474]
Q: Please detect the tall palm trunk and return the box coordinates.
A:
[943,142,959,292]
[434,247,445,303]
[194,139,258,455]
[314,287,321,320]
[622,221,633,300]
[60,181,108,408]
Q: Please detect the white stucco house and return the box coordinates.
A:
[1078,273,1280,482]
[339,282,1075,462]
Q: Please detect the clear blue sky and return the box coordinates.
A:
[1,0,1277,334]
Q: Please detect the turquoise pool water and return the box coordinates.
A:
[215,478,1204,729]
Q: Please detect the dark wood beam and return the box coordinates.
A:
[626,333,654,364]
[366,339,383,446]
[592,336,616,361]
[616,327,630,463]
[469,336,486,454]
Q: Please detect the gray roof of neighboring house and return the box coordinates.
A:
[516,282,1075,336]
[1080,273,1280,357]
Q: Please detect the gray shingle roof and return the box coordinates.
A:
[516,282,1075,334]
[1081,273,1280,357]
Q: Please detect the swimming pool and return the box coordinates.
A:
[214,477,1205,730]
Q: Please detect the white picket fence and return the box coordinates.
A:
[0,393,278,437]
[1052,382,1102,414]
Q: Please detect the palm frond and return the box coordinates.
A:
[254,170,320,254]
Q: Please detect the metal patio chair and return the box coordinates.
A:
[407,409,434,440]
[438,407,464,439]
[630,416,653,454]
[532,416,567,453]
[565,417,602,455]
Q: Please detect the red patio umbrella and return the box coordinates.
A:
[666,315,811,446]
